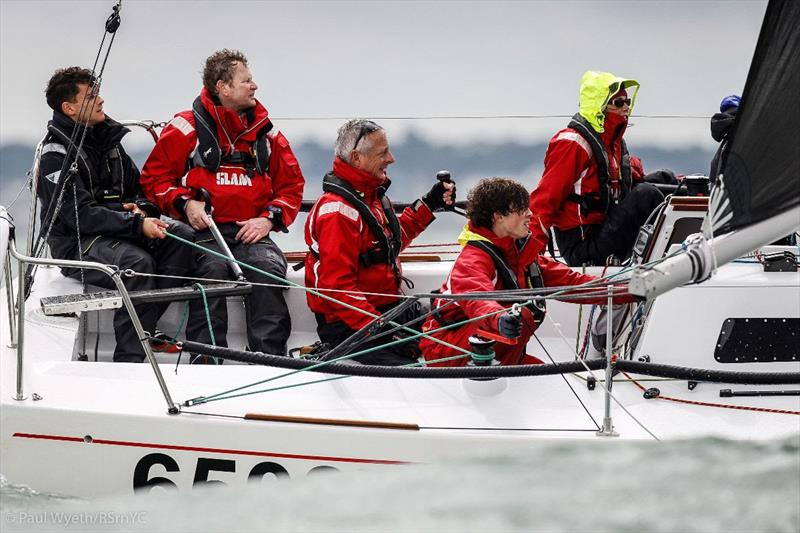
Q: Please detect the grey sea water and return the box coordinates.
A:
[1,436,798,533]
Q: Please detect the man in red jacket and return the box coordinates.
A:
[529,71,665,266]
[304,119,455,365]
[421,178,624,367]
[141,49,305,359]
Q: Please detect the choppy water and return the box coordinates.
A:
[1,436,798,532]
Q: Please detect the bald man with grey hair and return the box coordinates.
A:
[303,119,456,365]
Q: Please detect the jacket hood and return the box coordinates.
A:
[710,110,737,142]
[578,70,640,133]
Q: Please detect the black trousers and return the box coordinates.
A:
[315,301,422,366]
[554,183,664,267]
[66,221,195,362]
[189,223,291,356]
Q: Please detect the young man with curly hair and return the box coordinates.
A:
[421,178,626,367]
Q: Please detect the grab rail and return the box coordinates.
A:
[8,237,180,414]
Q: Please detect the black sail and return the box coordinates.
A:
[710,0,800,235]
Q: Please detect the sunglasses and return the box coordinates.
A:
[607,97,631,108]
[352,120,380,151]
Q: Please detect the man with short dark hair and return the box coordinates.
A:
[304,119,455,365]
[141,49,304,360]
[38,66,194,362]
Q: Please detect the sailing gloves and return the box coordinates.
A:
[421,173,457,212]
[498,310,522,339]
[643,169,678,185]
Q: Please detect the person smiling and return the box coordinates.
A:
[304,119,455,365]
[421,178,606,367]
[140,49,305,360]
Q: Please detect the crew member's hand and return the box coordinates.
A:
[142,217,169,240]
[236,217,273,244]
[498,310,522,339]
[122,202,145,217]
[421,180,456,212]
[185,199,211,230]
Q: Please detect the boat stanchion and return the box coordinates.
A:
[110,269,181,414]
[597,285,619,437]
[5,252,17,348]
[8,240,181,413]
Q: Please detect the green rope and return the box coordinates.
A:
[172,301,190,371]
[470,351,495,362]
[193,282,216,346]
[188,352,485,405]
[165,231,478,359]
[166,230,669,406]
[191,282,222,365]
[171,301,190,343]
[188,305,513,405]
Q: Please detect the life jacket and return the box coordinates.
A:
[316,172,403,276]
[432,236,546,327]
[565,113,632,215]
[188,96,272,178]
[43,119,128,205]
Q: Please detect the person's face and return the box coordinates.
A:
[605,95,631,117]
[492,206,532,239]
[63,83,105,126]
[218,62,258,111]
[350,130,395,181]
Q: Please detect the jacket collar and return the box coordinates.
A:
[198,87,271,145]
[49,111,128,151]
[331,156,388,197]
[457,222,517,254]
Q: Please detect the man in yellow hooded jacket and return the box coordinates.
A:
[528,70,665,266]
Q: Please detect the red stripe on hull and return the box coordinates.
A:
[12,432,411,465]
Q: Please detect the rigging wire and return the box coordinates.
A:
[541,302,661,441]
[267,114,713,121]
[25,0,123,298]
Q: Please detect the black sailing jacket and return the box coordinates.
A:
[37,111,144,261]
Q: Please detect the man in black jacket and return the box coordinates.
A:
[38,66,194,362]
[709,94,740,184]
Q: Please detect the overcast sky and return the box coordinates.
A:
[1,0,767,151]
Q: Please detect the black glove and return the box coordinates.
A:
[643,169,677,185]
[135,199,162,219]
[498,310,522,339]
[421,178,456,212]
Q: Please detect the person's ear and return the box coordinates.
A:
[215,80,228,98]
[61,100,74,118]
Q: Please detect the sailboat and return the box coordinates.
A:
[0,0,797,499]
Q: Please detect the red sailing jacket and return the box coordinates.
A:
[140,88,304,225]
[304,157,434,330]
[420,223,606,367]
[528,112,644,255]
